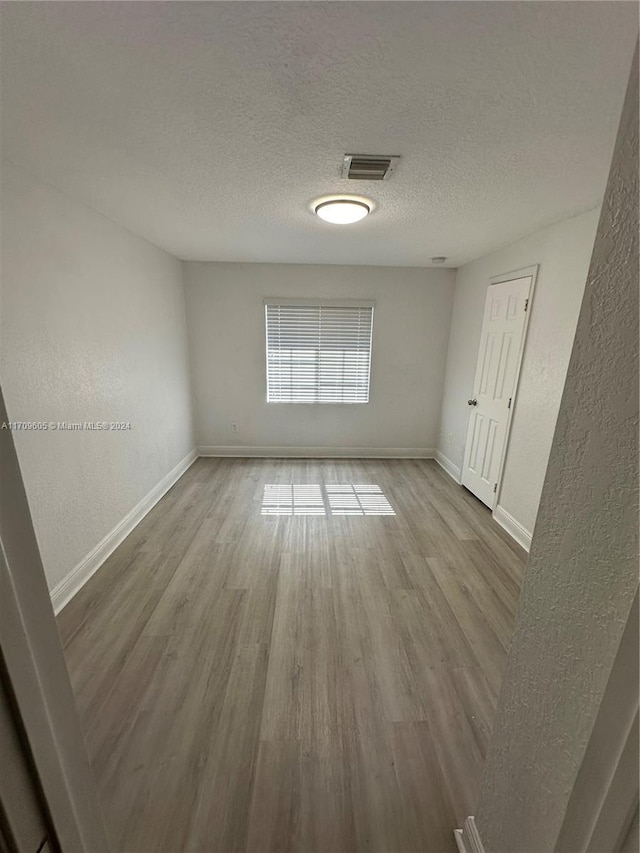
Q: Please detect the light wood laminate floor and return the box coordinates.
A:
[58,458,526,853]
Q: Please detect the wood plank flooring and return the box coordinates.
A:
[57,458,526,853]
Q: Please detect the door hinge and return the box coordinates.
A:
[507,396,512,409]
[493,483,498,493]
[524,298,529,312]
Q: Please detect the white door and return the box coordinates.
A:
[461,275,532,508]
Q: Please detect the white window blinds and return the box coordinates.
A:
[265,300,374,403]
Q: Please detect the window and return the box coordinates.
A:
[265,299,374,403]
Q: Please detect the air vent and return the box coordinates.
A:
[342,154,400,181]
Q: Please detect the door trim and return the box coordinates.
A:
[483,264,538,510]
[0,386,110,852]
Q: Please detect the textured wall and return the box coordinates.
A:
[474,47,638,853]
[438,208,599,534]
[0,160,194,591]
[184,262,454,451]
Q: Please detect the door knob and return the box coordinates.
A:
[467,398,478,406]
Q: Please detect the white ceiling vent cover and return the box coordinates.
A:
[342,154,400,181]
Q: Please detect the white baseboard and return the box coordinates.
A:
[493,504,532,552]
[197,445,436,459]
[454,829,466,853]
[454,817,486,853]
[51,449,197,614]
[435,450,462,483]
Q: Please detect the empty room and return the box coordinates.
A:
[0,3,638,853]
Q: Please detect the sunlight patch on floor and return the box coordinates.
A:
[261,484,326,515]
[325,484,396,516]
[261,484,396,516]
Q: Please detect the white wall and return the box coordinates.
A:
[472,49,638,851]
[184,262,455,454]
[438,208,600,538]
[0,160,194,594]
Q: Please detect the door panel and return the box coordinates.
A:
[462,276,532,508]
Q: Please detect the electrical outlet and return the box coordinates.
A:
[231,422,239,433]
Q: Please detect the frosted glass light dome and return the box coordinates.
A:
[315,199,370,224]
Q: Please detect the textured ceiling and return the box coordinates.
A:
[1,2,637,267]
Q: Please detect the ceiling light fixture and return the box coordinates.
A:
[314,198,371,225]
